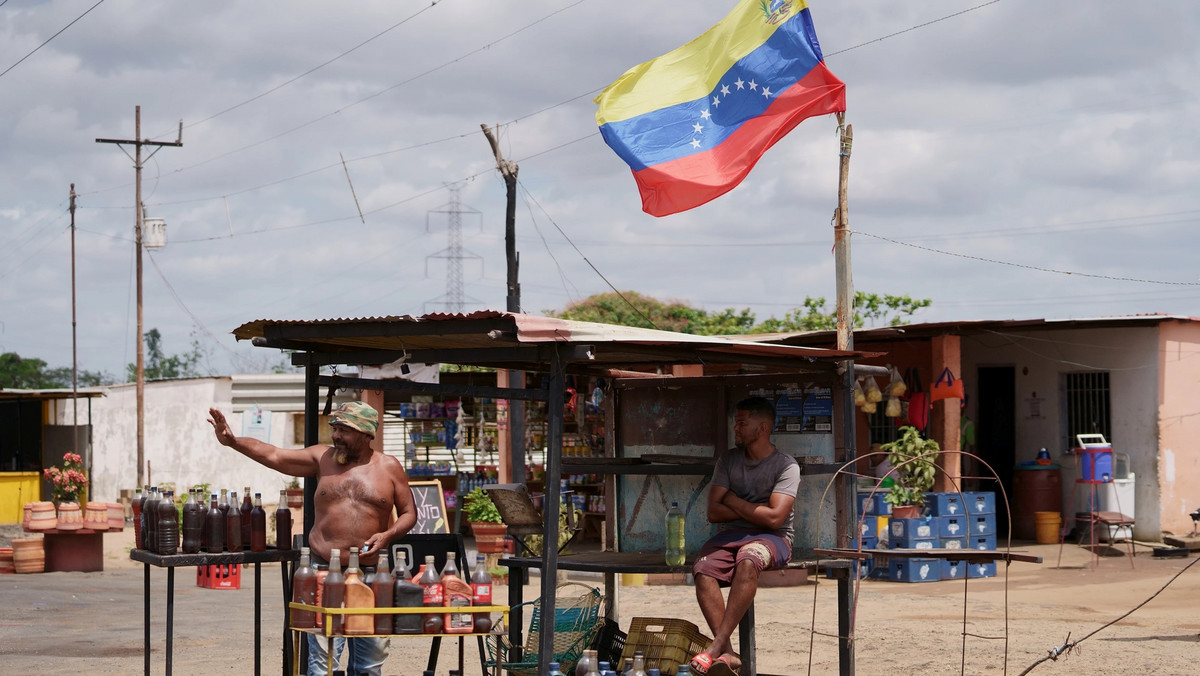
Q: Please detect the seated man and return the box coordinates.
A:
[691,396,800,676]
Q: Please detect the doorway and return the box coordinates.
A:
[976,366,1016,534]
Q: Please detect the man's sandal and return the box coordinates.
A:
[708,654,739,676]
[690,652,717,675]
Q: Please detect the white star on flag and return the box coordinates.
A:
[720,84,730,96]
[734,78,744,90]
[692,122,703,133]
[690,138,701,148]
[761,86,772,98]
[700,109,711,120]
[748,79,757,91]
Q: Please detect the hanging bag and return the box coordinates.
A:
[886,365,907,398]
[898,367,929,432]
[863,376,883,403]
[930,367,965,402]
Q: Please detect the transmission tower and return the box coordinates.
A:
[424,184,483,313]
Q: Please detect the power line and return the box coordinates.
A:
[172,1,448,134]
[854,230,1200,286]
[0,0,107,80]
[825,0,1003,58]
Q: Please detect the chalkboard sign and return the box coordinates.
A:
[408,480,449,534]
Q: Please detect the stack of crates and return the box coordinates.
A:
[886,515,940,582]
[856,492,892,579]
[925,491,998,579]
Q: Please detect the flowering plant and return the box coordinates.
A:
[43,452,89,504]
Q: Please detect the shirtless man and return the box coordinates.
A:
[208,400,417,676]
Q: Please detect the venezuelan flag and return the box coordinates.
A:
[595,0,845,217]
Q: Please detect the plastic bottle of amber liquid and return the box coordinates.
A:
[418,555,444,634]
[250,492,267,552]
[291,547,319,629]
[441,552,473,634]
[323,549,346,634]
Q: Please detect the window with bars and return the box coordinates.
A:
[866,406,900,446]
[1063,371,1111,449]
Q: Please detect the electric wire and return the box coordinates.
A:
[518,178,580,308]
[824,0,1003,58]
[0,0,107,80]
[853,230,1200,286]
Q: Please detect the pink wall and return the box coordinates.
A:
[1157,320,1200,535]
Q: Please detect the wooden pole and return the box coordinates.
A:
[832,111,856,676]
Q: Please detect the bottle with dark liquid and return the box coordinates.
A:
[419,554,444,634]
[225,491,243,552]
[368,553,394,635]
[392,551,423,634]
[181,490,203,554]
[157,490,179,555]
[441,552,472,634]
[292,547,319,629]
[205,493,225,553]
[323,548,346,635]
[250,492,267,552]
[143,487,160,554]
[131,487,144,549]
[239,488,253,546]
[218,488,230,531]
[276,490,292,550]
[471,554,493,634]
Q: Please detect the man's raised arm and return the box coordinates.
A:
[207,407,321,477]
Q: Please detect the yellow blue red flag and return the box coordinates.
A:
[595,0,846,217]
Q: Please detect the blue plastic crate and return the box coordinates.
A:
[942,559,967,580]
[967,560,997,578]
[890,517,937,540]
[858,492,874,516]
[925,492,965,516]
[938,515,967,538]
[858,535,878,550]
[889,558,941,583]
[940,536,967,550]
[872,494,893,516]
[890,535,937,550]
[971,534,998,551]
[969,514,996,536]
[964,492,996,515]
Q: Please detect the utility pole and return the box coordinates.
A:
[96,106,182,489]
[480,124,525,487]
[69,184,78,458]
[832,111,855,675]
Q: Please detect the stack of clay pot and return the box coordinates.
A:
[12,538,44,573]
[27,502,57,531]
[83,502,109,531]
[107,502,126,531]
[56,502,83,530]
[0,546,14,574]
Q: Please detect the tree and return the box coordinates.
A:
[548,291,930,335]
[0,352,112,388]
[125,328,205,382]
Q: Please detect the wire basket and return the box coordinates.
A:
[619,617,711,676]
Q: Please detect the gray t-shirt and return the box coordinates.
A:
[711,446,801,545]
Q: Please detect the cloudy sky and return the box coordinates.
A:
[2,0,1198,380]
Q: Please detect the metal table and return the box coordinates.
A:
[130,547,300,676]
[499,551,855,676]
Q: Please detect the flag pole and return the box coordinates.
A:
[832,110,856,675]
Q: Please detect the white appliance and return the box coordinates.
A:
[1078,474,1135,541]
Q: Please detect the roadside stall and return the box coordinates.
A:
[232,310,870,675]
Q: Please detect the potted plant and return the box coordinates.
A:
[882,425,939,519]
[284,478,304,508]
[462,487,507,553]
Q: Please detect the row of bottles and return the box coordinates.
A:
[572,650,686,676]
[292,547,494,636]
[132,485,292,556]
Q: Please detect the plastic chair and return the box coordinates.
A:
[485,582,603,676]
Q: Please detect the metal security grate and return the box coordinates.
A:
[1064,371,1111,450]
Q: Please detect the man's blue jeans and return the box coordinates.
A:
[306,634,390,676]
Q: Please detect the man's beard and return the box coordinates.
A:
[334,444,361,465]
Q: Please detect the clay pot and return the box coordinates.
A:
[28,502,57,531]
[0,546,14,574]
[107,502,126,531]
[56,502,83,530]
[84,502,109,531]
[471,522,508,553]
[12,538,45,574]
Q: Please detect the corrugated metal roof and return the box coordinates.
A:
[0,387,106,401]
[231,311,868,371]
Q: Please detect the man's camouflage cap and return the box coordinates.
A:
[328,401,378,436]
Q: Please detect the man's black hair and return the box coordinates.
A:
[736,396,776,423]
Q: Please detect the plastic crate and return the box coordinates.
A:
[890,517,936,540]
[968,561,997,578]
[888,558,941,583]
[969,514,996,536]
[590,617,627,667]
[938,515,966,538]
[925,492,964,516]
[940,536,966,550]
[971,534,997,551]
[620,617,711,676]
[964,492,996,515]
[857,535,878,550]
[196,563,241,589]
[858,493,874,516]
[942,559,966,580]
[890,536,936,550]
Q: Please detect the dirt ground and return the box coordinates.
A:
[1,525,1198,675]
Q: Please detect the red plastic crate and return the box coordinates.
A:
[197,563,241,589]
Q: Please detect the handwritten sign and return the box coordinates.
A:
[409,480,449,534]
